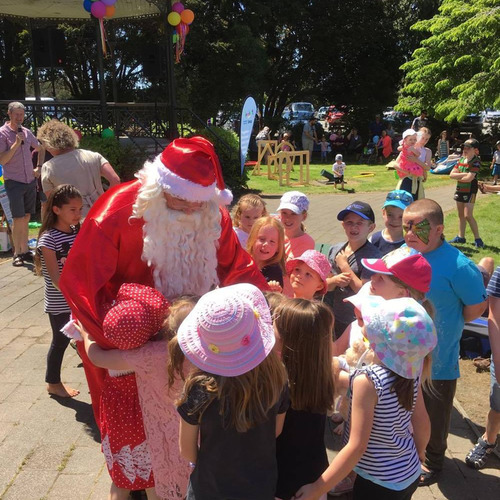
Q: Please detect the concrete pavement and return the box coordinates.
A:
[0,184,498,499]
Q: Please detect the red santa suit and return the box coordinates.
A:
[60,137,268,424]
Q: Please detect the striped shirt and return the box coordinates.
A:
[453,155,480,194]
[37,228,78,314]
[487,267,500,298]
[344,364,420,491]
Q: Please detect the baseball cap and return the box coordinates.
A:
[285,249,331,295]
[361,246,431,293]
[382,190,414,211]
[277,191,309,214]
[344,295,436,379]
[335,154,343,161]
[337,201,375,222]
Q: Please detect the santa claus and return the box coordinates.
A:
[60,136,268,420]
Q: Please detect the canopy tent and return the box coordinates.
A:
[0,0,160,20]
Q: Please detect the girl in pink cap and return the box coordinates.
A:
[285,249,332,300]
[294,296,437,500]
[176,283,289,500]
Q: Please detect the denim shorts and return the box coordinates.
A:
[4,179,37,218]
[490,358,500,412]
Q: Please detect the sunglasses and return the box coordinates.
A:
[386,192,413,204]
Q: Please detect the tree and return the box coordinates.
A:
[397,0,500,122]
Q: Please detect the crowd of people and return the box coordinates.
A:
[1,100,499,499]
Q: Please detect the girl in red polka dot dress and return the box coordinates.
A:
[78,284,193,500]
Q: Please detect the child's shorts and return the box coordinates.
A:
[454,191,477,203]
[492,164,500,176]
[334,175,344,184]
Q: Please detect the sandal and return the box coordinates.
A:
[12,255,24,267]
[418,468,440,487]
[465,436,497,469]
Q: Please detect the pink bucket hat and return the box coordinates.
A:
[361,246,431,293]
[285,249,331,295]
[345,295,437,379]
[103,283,170,349]
[177,283,275,377]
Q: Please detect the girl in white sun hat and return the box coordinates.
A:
[176,283,289,500]
[294,295,437,500]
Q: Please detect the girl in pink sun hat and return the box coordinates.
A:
[294,295,437,500]
[285,249,332,299]
[176,283,289,500]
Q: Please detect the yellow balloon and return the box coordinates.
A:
[167,12,181,26]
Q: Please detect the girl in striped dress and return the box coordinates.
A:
[293,296,437,500]
[35,184,83,398]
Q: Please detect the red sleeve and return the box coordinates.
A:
[216,208,270,291]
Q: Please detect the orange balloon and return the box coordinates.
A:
[180,9,195,25]
[105,5,115,18]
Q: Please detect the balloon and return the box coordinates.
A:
[172,2,184,13]
[173,34,179,43]
[167,12,181,26]
[91,1,106,18]
[83,0,92,13]
[101,128,115,139]
[180,9,195,25]
[101,0,117,5]
[73,129,83,141]
[105,5,115,17]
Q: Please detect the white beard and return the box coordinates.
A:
[139,194,221,300]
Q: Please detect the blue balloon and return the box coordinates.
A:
[83,0,92,13]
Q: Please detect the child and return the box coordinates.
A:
[35,184,83,398]
[320,135,329,163]
[449,138,484,248]
[247,216,286,288]
[231,194,267,248]
[294,296,437,500]
[278,191,315,297]
[369,189,414,255]
[285,249,331,300]
[274,299,335,500]
[332,154,346,190]
[79,283,175,499]
[176,283,289,500]
[415,127,433,183]
[324,201,381,339]
[490,140,500,185]
[437,130,450,161]
[393,129,428,200]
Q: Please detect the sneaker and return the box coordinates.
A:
[465,436,497,469]
[449,236,466,244]
[474,238,485,248]
[21,251,34,262]
[329,473,355,496]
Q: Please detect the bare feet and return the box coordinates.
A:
[47,382,80,398]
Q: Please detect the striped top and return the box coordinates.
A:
[344,364,420,491]
[487,266,500,298]
[453,155,480,194]
[37,228,78,314]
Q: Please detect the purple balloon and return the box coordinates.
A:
[91,1,107,18]
[101,0,117,6]
[172,2,185,13]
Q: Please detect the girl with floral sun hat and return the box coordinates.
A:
[176,283,289,500]
[294,295,437,500]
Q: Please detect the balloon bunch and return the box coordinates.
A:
[83,0,118,56]
[167,3,195,63]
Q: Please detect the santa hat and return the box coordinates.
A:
[153,136,233,205]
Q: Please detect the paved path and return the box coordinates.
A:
[0,184,498,499]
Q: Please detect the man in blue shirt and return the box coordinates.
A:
[403,198,487,485]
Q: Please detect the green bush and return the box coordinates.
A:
[194,126,249,196]
[79,136,144,182]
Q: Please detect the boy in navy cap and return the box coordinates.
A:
[325,201,382,338]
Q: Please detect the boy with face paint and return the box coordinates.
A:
[403,198,487,486]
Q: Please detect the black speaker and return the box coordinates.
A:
[32,28,66,68]
[140,46,166,79]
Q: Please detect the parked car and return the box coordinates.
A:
[317,106,329,120]
[282,102,315,124]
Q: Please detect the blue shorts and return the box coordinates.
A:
[490,358,500,412]
[492,164,500,177]
[4,179,37,218]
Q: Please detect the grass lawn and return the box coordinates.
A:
[246,162,455,195]
[443,193,500,265]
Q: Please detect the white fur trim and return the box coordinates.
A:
[218,188,233,205]
[154,155,218,203]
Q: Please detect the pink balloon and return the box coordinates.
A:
[101,0,117,6]
[172,2,185,13]
[91,1,107,18]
